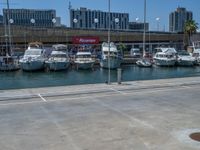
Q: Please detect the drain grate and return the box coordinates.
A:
[189,132,200,142]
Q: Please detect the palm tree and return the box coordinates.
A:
[184,20,198,48]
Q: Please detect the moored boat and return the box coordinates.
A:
[19,42,46,71]
[74,51,95,70]
[45,44,70,71]
[100,42,122,69]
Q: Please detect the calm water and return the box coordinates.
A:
[1,65,200,90]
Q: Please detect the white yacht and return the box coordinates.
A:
[100,42,122,69]
[177,50,195,66]
[19,42,46,71]
[153,47,177,66]
[74,51,95,69]
[154,52,177,66]
[192,41,200,65]
[45,44,70,71]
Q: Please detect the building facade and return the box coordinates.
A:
[0,15,3,25]
[129,22,149,31]
[70,7,129,30]
[169,7,193,32]
[3,9,58,27]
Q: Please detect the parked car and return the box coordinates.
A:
[130,48,142,58]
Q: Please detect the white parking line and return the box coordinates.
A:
[110,88,126,95]
[38,94,47,102]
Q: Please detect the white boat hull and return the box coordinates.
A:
[75,61,94,70]
[46,61,70,71]
[154,59,176,66]
[136,59,152,67]
[177,60,195,66]
[20,60,44,71]
[100,57,121,69]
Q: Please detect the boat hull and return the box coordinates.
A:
[136,59,152,67]
[75,61,94,70]
[20,61,44,71]
[154,59,176,66]
[100,57,121,69]
[177,60,195,66]
[0,63,20,71]
[46,61,70,71]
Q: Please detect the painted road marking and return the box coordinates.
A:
[38,94,47,102]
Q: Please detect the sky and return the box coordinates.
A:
[0,0,200,31]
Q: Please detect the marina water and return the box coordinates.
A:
[1,65,200,90]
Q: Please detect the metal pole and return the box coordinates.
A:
[6,0,12,55]
[108,0,111,84]
[143,0,146,57]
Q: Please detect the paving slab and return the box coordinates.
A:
[0,77,200,150]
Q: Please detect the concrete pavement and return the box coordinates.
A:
[0,77,200,150]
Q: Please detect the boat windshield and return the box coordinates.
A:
[103,51,117,55]
[51,54,66,58]
[77,55,91,58]
[25,50,42,56]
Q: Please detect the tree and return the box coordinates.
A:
[184,20,198,47]
[118,43,127,57]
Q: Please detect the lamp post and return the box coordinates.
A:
[52,18,57,43]
[30,18,35,41]
[9,18,13,54]
[156,17,160,31]
[107,0,111,84]
[135,17,140,22]
[94,18,98,29]
[73,18,78,28]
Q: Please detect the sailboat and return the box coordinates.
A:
[136,0,152,68]
[0,0,20,71]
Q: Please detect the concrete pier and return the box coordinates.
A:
[0,77,200,150]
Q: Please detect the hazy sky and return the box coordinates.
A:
[1,0,200,31]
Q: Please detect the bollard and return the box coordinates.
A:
[117,68,122,84]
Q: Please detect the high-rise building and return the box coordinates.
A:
[129,22,149,31]
[3,9,58,27]
[0,15,3,25]
[169,7,193,32]
[70,7,129,30]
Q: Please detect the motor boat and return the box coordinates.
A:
[45,44,70,71]
[74,51,95,69]
[100,42,122,69]
[19,42,46,71]
[176,50,195,66]
[191,41,200,65]
[136,58,152,67]
[153,52,177,66]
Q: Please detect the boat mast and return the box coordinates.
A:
[107,0,111,84]
[6,0,12,55]
[143,0,146,57]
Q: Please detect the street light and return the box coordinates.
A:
[115,18,119,30]
[30,18,35,41]
[73,18,78,28]
[136,17,139,22]
[52,18,57,42]
[156,17,160,31]
[94,18,98,29]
